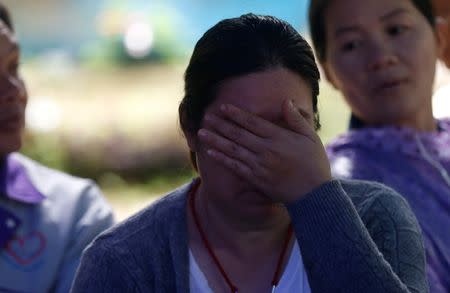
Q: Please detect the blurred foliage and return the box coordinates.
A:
[79,2,188,66]
[21,128,193,183]
[21,131,70,172]
[80,33,185,67]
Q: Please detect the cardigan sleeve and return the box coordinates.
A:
[286,180,428,293]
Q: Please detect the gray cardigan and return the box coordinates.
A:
[71,179,428,292]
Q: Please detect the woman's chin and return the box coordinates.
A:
[0,133,23,155]
[239,190,277,205]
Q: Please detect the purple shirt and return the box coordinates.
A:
[0,154,46,203]
[0,155,45,249]
[327,118,450,293]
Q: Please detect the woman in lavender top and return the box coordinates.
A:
[308,0,450,291]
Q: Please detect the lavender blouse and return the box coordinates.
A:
[327,118,450,293]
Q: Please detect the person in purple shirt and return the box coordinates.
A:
[0,3,114,293]
[308,0,450,291]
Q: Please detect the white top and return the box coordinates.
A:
[189,241,311,292]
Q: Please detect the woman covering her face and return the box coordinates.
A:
[309,0,450,291]
[72,14,427,292]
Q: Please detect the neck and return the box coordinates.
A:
[397,107,437,131]
[196,183,291,256]
[0,155,7,169]
[188,181,294,293]
[351,108,437,132]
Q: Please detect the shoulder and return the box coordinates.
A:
[75,182,192,289]
[11,153,115,245]
[12,153,113,219]
[326,131,370,163]
[340,179,426,286]
[289,180,427,292]
[326,130,364,152]
[340,179,419,231]
[340,179,406,210]
[326,133,386,180]
[438,117,450,130]
[326,128,393,159]
[74,182,193,292]
[12,153,98,198]
[85,181,192,255]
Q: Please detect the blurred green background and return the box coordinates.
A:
[4,0,351,220]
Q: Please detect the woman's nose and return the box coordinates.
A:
[366,39,398,72]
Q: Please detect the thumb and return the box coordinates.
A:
[282,99,314,135]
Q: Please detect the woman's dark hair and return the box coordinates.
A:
[0,3,13,32]
[309,0,435,62]
[179,13,321,170]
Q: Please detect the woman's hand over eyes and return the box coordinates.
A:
[198,99,332,203]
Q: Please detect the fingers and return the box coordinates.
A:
[198,128,259,166]
[219,104,275,137]
[203,113,263,152]
[205,148,263,187]
[282,99,315,136]
[206,148,252,175]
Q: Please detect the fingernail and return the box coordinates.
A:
[288,99,294,107]
[220,104,227,112]
[198,129,207,137]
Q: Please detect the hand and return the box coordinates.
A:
[197,99,332,203]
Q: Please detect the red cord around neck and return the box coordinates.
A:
[189,180,293,293]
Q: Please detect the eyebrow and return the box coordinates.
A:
[333,7,411,37]
[334,26,359,38]
[380,8,410,21]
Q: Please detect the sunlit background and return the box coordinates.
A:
[3,0,449,220]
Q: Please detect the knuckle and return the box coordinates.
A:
[229,128,241,140]
[244,116,255,128]
[261,150,275,165]
[230,160,240,171]
[253,166,266,179]
[227,141,239,154]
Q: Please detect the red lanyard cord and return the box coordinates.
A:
[189,181,293,293]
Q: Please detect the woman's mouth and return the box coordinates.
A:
[0,114,23,131]
[375,78,408,92]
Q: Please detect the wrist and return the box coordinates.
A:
[284,177,334,204]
